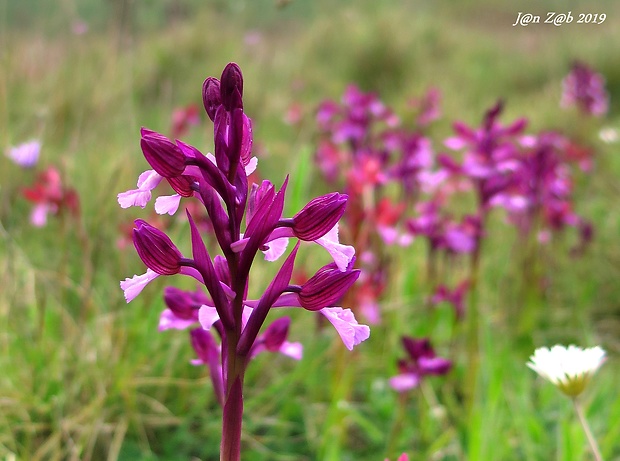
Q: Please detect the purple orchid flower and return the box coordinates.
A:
[119,63,368,460]
[561,61,609,117]
[389,337,452,392]
[496,131,593,247]
[407,198,479,255]
[431,280,469,320]
[444,101,527,209]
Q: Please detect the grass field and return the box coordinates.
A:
[1,1,619,460]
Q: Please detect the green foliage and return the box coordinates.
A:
[1,0,619,459]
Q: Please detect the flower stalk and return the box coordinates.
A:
[572,397,603,461]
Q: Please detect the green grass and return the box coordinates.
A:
[1,0,619,459]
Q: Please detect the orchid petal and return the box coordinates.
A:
[320,307,370,350]
[158,309,197,331]
[120,269,160,303]
[315,224,355,271]
[155,194,182,215]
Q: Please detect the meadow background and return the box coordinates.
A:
[1,0,619,459]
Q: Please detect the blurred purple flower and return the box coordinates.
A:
[6,140,40,168]
[500,132,591,242]
[561,61,609,117]
[407,199,479,255]
[444,101,527,209]
[390,337,451,392]
[431,280,469,319]
[410,86,442,127]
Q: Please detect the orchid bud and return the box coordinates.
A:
[190,327,218,364]
[298,263,360,311]
[133,219,183,275]
[262,317,290,352]
[292,193,347,241]
[240,114,253,167]
[140,129,186,178]
[164,287,200,320]
[202,77,221,122]
[220,62,243,111]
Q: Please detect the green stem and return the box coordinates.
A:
[385,392,407,458]
[464,245,480,419]
[319,344,355,460]
[572,398,603,461]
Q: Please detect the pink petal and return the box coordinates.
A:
[30,203,50,227]
[158,308,197,331]
[315,224,355,271]
[360,300,381,325]
[136,169,163,189]
[245,156,258,175]
[443,136,467,150]
[279,341,303,360]
[198,305,220,330]
[155,194,182,215]
[120,269,160,303]
[389,373,420,392]
[118,170,162,209]
[262,237,289,262]
[377,225,398,245]
[117,188,152,209]
[444,228,475,254]
[320,307,370,350]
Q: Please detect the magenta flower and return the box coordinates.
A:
[119,63,368,460]
[390,337,451,392]
[407,198,479,255]
[314,84,449,324]
[157,286,208,330]
[431,280,469,319]
[410,86,442,127]
[561,61,609,117]
[389,133,434,196]
[498,131,591,243]
[444,101,526,209]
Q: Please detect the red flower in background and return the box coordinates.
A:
[170,104,201,138]
[22,166,80,227]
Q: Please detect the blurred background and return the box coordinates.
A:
[1,0,619,459]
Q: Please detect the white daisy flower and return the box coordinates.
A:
[527,345,606,397]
